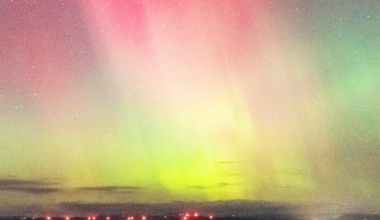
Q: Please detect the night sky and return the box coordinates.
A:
[0,0,379,216]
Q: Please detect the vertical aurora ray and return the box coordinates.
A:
[76,0,266,201]
[0,0,379,210]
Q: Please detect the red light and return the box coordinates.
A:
[195,213,198,217]
[66,217,70,220]
[47,217,51,220]
[184,217,187,220]
[142,216,146,220]
[93,217,96,220]
[186,214,189,217]
[88,217,91,220]
[131,217,134,220]
[107,217,110,220]
[209,216,213,219]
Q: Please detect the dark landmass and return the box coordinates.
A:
[1,213,380,220]
[1,200,379,220]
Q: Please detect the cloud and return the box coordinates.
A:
[0,179,140,195]
[0,186,61,194]
[75,186,140,194]
[189,182,243,189]
[0,178,61,195]
[0,179,48,187]
[217,182,243,187]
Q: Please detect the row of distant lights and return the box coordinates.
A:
[45,213,213,220]
[182,213,213,220]
[47,217,140,220]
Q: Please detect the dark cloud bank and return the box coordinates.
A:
[0,179,60,195]
[0,179,140,195]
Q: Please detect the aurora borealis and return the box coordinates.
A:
[0,0,379,215]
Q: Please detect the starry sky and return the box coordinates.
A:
[0,0,379,216]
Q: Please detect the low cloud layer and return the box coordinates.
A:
[0,179,61,195]
[0,178,140,196]
[189,182,243,189]
[76,186,140,194]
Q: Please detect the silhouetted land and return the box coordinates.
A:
[1,214,380,220]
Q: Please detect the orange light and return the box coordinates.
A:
[184,217,187,220]
[128,218,130,220]
[209,216,213,219]
[195,213,198,217]
[142,216,146,220]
